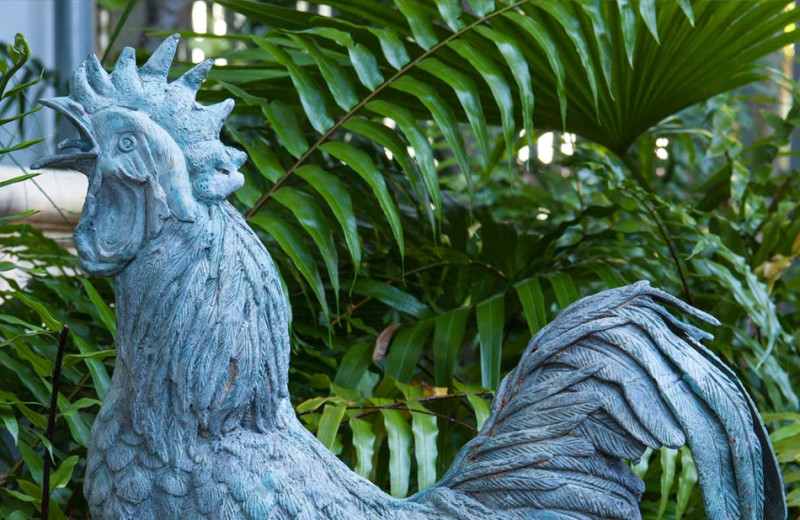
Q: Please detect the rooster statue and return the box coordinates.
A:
[33,35,786,520]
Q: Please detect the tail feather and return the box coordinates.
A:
[415,282,785,519]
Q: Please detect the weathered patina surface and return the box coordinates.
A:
[34,36,786,519]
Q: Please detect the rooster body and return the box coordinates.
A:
[34,36,786,520]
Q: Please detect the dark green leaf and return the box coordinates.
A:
[250,211,329,317]
[321,141,404,256]
[80,279,116,338]
[432,306,470,387]
[378,404,411,498]
[272,187,340,297]
[349,416,376,479]
[252,36,334,133]
[294,164,361,270]
[476,294,504,390]
[316,402,347,450]
[384,320,435,382]
[514,277,546,335]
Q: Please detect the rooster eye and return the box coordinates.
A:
[118,132,137,153]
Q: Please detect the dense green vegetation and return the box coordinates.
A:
[1,1,800,517]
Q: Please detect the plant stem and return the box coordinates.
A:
[41,325,69,520]
[641,198,693,306]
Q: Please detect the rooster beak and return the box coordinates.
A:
[31,98,98,175]
[31,150,97,173]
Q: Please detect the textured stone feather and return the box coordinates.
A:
[420,281,785,520]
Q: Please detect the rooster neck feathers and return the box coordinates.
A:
[116,202,293,451]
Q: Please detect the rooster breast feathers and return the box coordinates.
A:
[413,281,785,520]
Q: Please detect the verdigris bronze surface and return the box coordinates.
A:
[34,36,786,519]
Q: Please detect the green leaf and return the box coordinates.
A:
[573,0,615,98]
[288,33,359,110]
[61,349,116,367]
[352,279,427,318]
[434,0,463,31]
[658,447,678,519]
[250,211,329,317]
[262,101,310,158]
[514,277,546,336]
[675,447,697,520]
[349,416,376,479]
[80,279,116,338]
[0,313,46,332]
[549,273,579,309]
[349,43,384,91]
[272,187,340,297]
[368,28,410,69]
[0,405,18,444]
[432,307,470,387]
[219,81,309,159]
[12,293,61,332]
[639,0,660,44]
[476,294,504,390]
[390,76,473,194]
[56,394,91,448]
[321,141,404,256]
[252,36,334,133]
[529,0,600,119]
[478,23,535,153]
[365,101,441,216]
[447,40,515,164]
[342,117,436,224]
[0,173,38,189]
[466,0,493,17]
[378,405,412,498]
[226,128,285,182]
[300,27,385,89]
[417,58,489,170]
[616,0,638,67]
[334,342,373,389]
[502,11,567,127]
[466,392,490,430]
[58,397,101,417]
[676,0,694,26]
[395,0,438,50]
[71,333,111,400]
[294,164,361,271]
[407,402,437,490]
[1,70,43,101]
[455,380,491,430]
[18,441,43,487]
[316,402,347,451]
[384,319,435,382]
[395,381,438,491]
[0,138,44,156]
[49,455,79,491]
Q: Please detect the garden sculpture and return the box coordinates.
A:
[33,35,786,520]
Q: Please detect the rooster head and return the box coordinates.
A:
[32,35,246,276]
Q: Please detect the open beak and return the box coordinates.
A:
[30,97,97,175]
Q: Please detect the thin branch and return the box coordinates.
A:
[297,391,494,433]
[638,196,693,306]
[1,353,91,489]
[348,405,477,432]
[41,325,69,520]
[244,0,531,219]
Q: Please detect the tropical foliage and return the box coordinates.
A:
[1,1,800,518]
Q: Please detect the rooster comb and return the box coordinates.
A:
[43,34,232,147]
